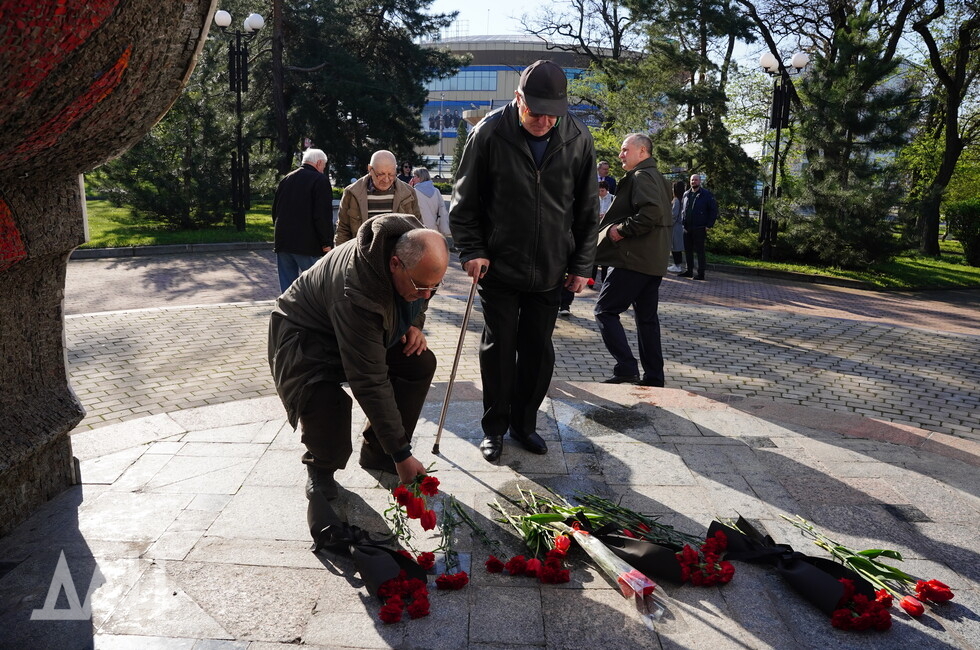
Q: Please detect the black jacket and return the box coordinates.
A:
[272,163,334,256]
[682,187,719,230]
[449,101,599,292]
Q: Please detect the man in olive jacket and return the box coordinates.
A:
[268,214,448,501]
[594,133,673,387]
[450,60,599,463]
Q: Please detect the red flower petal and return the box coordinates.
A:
[900,595,925,617]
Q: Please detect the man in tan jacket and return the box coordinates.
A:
[593,133,673,387]
[335,150,421,245]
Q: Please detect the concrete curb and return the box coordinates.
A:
[71,241,273,259]
[71,242,872,289]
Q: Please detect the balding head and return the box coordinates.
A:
[390,229,450,301]
[368,150,397,191]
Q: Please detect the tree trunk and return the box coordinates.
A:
[271,0,292,175]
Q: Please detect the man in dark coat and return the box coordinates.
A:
[450,59,599,463]
[594,133,673,387]
[677,173,719,281]
[271,148,334,292]
[268,214,449,499]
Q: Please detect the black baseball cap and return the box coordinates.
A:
[518,60,567,116]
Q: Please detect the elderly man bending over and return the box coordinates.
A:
[335,150,421,245]
[269,214,449,501]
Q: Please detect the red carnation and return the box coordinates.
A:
[485,555,505,573]
[504,555,528,576]
[393,485,413,507]
[379,602,402,624]
[717,561,735,584]
[525,558,542,578]
[419,509,438,531]
[875,589,893,608]
[397,549,413,560]
[622,529,638,539]
[405,496,426,519]
[900,595,925,617]
[416,552,436,570]
[407,596,430,619]
[419,475,440,497]
[915,579,954,603]
[436,571,469,590]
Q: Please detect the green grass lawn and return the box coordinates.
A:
[712,237,980,290]
[82,199,274,248]
[83,199,980,290]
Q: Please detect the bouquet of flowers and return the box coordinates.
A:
[782,515,955,627]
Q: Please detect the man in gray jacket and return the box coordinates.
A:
[594,133,673,387]
[268,214,448,499]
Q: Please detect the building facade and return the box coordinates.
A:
[419,36,596,176]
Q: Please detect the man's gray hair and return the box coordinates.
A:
[625,133,653,155]
[302,148,327,165]
[395,228,447,268]
[412,167,431,182]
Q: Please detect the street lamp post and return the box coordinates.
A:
[438,92,445,176]
[214,9,264,232]
[758,50,809,260]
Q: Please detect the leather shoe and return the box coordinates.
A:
[602,374,640,384]
[306,466,338,500]
[676,270,693,278]
[359,442,396,474]
[480,435,504,462]
[638,378,665,387]
[693,275,705,281]
[510,429,547,455]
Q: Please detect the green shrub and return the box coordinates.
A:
[708,212,760,257]
[946,199,980,267]
[434,181,453,195]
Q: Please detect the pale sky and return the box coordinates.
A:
[430,0,530,38]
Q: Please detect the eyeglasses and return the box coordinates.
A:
[399,260,440,294]
[370,169,396,181]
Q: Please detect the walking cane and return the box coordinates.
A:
[432,266,483,455]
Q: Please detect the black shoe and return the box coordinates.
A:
[480,435,504,462]
[359,443,396,474]
[510,429,548,455]
[306,466,338,500]
[693,275,705,281]
[676,270,693,278]
[637,378,665,387]
[602,374,640,385]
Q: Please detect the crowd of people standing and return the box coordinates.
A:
[267,58,723,519]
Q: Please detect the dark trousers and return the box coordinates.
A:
[683,227,708,278]
[298,346,436,471]
[478,283,561,437]
[594,267,664,385]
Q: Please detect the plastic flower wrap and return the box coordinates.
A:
[555,522,670,628]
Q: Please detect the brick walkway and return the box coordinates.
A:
[65,250,980,442]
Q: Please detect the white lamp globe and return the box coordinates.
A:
[759,52,778,72]
[214,10,232,27]
[246,13,265,31]
[791,52,811,69]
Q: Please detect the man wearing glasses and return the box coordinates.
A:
[450,60,599,463]
[335,149,421,245]
[268,214,448,506]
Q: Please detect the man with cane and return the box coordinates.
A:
[450,60,599,463]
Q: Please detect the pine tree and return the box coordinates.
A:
[788,9,919,268]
